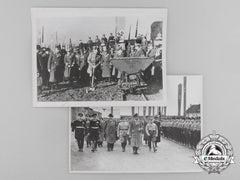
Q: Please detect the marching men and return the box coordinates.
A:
[71,113,86,152]
[105,114,117,151]
[89,114,101,152]
[146,117,158,152]
[117,117,130,152]
[128,113,143,154]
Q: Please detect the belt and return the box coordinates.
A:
[91,127,99,129]
[76,126,85,129]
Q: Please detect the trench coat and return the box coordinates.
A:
[101,52,111,78]
[105,119,117,144]
[153,120,162,142]
[128,118,143,147]
[64,53,75,78]
[143,118,149,141]
[48,52,62,83]
[87,52,101,77]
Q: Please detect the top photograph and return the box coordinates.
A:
[31,8,168,107]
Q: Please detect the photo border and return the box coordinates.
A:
[31,8,168,107]
[68,75,203,173]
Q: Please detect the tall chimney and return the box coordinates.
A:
[143,107,146,117]
[164,107,167,116]
[157,107,161,115]
[183,76,187,117]
[178,83,182,116]
[131,107,135,116]
[148,107,151,116]
[111,107,113,115]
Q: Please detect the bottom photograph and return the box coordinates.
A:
[69,75,202,173]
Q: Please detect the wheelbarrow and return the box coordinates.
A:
[111,57,155,94]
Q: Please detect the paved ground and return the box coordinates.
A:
[70,135,202,173]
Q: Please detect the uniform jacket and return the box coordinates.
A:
[64,52,75,78]
[145,122,158,137]
[128,118,143,147]
[132,48,146,57]
[101,52,111,78]
[153,120,162,142]
[117,121,130,143]
[105,119,117,144]
[71,119,86,139]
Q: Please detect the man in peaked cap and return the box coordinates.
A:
[132,43,145,57]
[47,45,63,89]
[117,116,130,152]
[153,115,162,147]
[104,114,117,151]
[71,113,87,152]
[88,113,101,152]
[146,117,158,152]
[128,113,143,154]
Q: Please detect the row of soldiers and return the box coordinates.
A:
[161,116,201,149]
[71,113,162,154]
[37,33,163,93]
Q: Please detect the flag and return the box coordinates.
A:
[131,107,135,116]
[178,83,182,116]
[115,17,118,36]
[69,38,72,47]
[128,25,131,40]
[135,19,138,38]
[55,32,58,45]
[41,26,44,43]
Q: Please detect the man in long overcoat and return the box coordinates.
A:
[128,113,143,154]
[48,45,62,89]
[64,47,75,82]
[105,114,117,151]
[101,45,111,81]
[153,115,162,147]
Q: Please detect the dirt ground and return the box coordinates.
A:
[38,81,123,102]
[38,81,162,102]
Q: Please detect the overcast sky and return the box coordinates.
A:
[91,76,202,117]
[36,16,162,45]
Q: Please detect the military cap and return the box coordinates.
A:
[78,113,83,117]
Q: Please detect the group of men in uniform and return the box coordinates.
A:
[161,116,201,149]
[37,32,163,93]
[71,113,163,154]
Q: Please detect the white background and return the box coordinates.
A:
[0,0,239,179]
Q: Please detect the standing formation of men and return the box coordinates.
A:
[37,33,163,93]
[161,116,201,149]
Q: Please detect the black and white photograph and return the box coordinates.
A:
[31,8,167,107]
[69,75,202,173]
